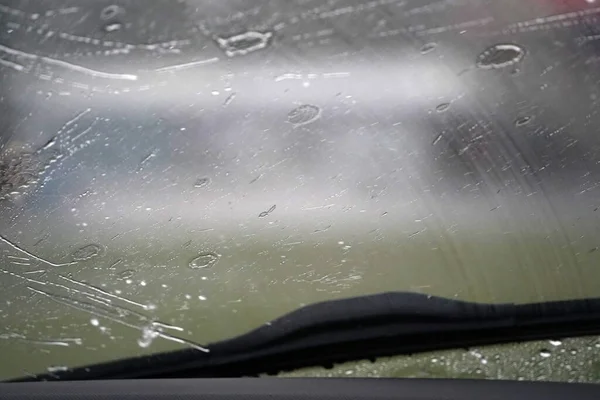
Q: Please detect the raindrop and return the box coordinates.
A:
[103,22,122,33]
[420,42,437,54]
[137,325,158,348]
[259,204,276,218]
[539,349,552,358]
[515,116,532,126]
[194,177,210,188]
[287,104,321,126]
[117,269,135,280]
[549,339,562,346]
[436,103,450,113]
[432,133,443,145]
[189,252,220,269]
[476,44,525,69]
[216,31,273,57]
[90,318,99,327]
[223,92,236,106]
[72,244,103,261]
[100,5,122,21]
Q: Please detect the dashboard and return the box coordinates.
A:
[1,378,599,400]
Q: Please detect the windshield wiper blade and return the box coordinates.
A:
[11,292,600,381]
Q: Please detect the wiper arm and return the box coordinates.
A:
[11,292,600,381]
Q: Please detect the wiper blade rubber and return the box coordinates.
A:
[11,292,600,381]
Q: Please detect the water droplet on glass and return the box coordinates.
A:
[259,204,277,218]
[539,349,552,358]
[189,252,220,269]
[72,244,103,261]
[287,104,321,126]
[103,22,122,33]
[477,44,525,69]
[420,42,437,54]
[194,177,210,188]
[515,116,532,126]
[117,269,135,280]
[137,325,158,348]
[436,103,450,113]
[216,31,273,57]
[100,5,122,21]
[549,339,562,346]
[223,92,236,106]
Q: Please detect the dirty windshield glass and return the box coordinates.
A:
[2,0,600,380]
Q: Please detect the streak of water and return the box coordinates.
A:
[0,235,76,267]
[27,286,209,352]
[59,275,150,310]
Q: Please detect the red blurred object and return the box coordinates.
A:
[538,0,596,13]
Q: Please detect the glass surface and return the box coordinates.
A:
[2,0,600,380]
[280,336,600,383]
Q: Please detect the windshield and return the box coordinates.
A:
[2,0,600,382]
